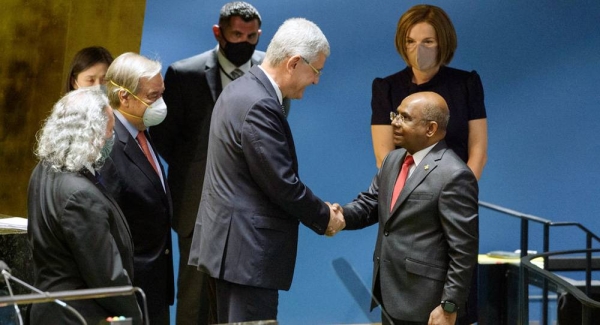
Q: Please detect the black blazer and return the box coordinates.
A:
[188,66,329,290]
[101,117,174,314]
[343,141,479,322]
[27,162,142,324]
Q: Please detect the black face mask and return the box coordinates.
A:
[220,29,258,66]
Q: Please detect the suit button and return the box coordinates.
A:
[165,249,170,255]
[384,231,389,236]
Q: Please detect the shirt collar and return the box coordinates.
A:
[410,142,438,167]
[114,109,140,139]
[258,65,283,105]
[85,164,96,175]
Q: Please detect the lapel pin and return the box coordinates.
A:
[424,165,429,170]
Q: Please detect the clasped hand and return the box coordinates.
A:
[325,202,345,237]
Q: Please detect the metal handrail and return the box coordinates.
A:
[522,249,600,325]
[479,201,600,325]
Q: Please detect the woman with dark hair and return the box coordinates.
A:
[64,46,113,93]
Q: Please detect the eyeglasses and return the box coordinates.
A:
[390,112,406,123]
[301,57,322,76]
[390,112,431,125]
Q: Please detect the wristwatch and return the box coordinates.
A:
[440,300,458,313]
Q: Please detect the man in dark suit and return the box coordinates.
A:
[27,88,142,324]
[188,17,345,323]
[339,91,479,325]
[102,53,174,325]
[150,3,289,323]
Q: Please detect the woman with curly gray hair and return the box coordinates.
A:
[27,88,143,324]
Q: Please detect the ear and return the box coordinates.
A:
[212,25,221,41]
[117,89,130,107]
[426,121,439,137]
[286,55,302,73]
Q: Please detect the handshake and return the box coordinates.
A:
[325,202,345,237]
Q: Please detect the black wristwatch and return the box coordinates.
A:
[441,300,458,313]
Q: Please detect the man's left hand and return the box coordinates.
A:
[428,305,457,325]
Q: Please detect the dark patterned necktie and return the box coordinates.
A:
[230,68,244,80]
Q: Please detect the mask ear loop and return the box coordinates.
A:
[109,80,150,107]
[108,80,146,120]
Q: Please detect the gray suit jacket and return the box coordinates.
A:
[188,66,329,290]
[151,48,267,238]
[343,141,479,322]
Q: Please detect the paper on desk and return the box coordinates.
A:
[0,217,28,230]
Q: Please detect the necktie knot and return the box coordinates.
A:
[230,68,244,80]
[402,155,414,168]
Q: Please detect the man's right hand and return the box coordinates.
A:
[325,203,345,236]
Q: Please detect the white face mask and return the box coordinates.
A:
[412,44,438,71]
[142,96,168,127]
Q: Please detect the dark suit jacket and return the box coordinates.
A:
[27,163,142,324]
[101,118,175,315]
[343,141,479,322]
[188,66,329,290]
[151,48,270,238]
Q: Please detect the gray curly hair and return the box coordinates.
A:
[35,88,111,172]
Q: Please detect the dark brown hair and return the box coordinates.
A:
[64,46,113,94]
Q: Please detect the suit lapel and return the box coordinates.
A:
[205,50,221,102]
[115,119,165,194]
[388,142,448,216]
[382,150,405,222]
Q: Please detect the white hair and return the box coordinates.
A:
[265,18,330,66]
[35,88,110,172]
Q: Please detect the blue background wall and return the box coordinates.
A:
[140,1,600,323]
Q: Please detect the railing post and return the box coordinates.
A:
[586,233,592,296]
[519,218,529,325]
[582,304,590,325]
[542,224,550,325]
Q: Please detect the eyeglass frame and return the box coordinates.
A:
[390,111,432,125]
[301,57,322,76]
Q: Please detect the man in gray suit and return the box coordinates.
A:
[339,91,479,325]
[150,2,287,324]
[188,17,345,323]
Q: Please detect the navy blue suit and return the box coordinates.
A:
[102,118,174,325]
[188,66,329,322]
[150,48,267,324]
